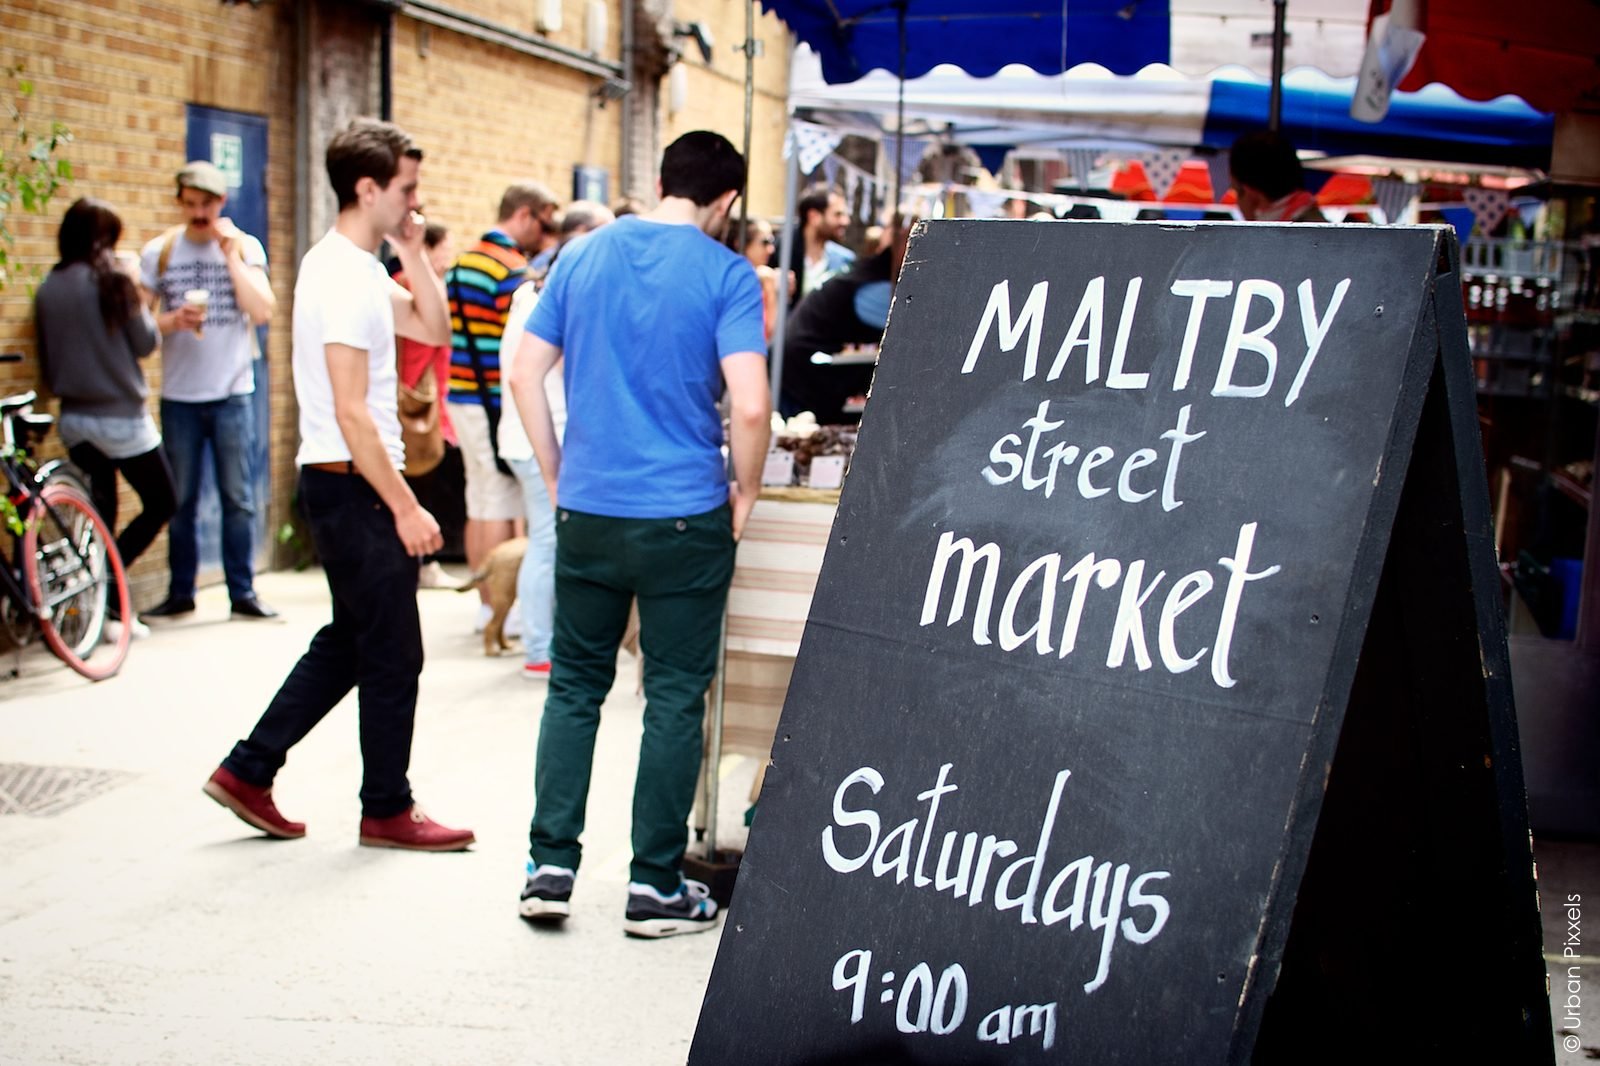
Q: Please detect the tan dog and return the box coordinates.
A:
[458,536,527,656]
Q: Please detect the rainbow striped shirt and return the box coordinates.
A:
[444,229,529,406]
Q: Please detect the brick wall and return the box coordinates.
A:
[667,0,791,219]
[0,0,297,609]
[388,12,624,239]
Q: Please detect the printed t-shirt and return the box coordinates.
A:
[140,229,267,401]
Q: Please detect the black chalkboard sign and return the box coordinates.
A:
[690,221,1552,1065]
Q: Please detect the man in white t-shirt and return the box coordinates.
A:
[140,160,279,621]
[201,119,474,852]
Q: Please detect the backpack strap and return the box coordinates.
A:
[154,225,184,280]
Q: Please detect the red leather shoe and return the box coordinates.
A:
[202,767,306,839]
[358,805,476,852]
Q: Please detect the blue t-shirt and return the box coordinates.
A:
[529,215,767,518]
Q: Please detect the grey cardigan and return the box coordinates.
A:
[34,261,159,418]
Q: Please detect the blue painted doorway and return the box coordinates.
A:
[183,105,271,581]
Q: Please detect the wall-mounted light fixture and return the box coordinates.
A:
[671,20,714,64]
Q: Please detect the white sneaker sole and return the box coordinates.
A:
[623,913,722,939]
[519,897,571,921]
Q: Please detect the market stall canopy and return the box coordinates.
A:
[1369,0,1600,114]
[791,47,1554,169]
[761,0,1372,83]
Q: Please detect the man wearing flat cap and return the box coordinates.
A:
[140,160,279,622]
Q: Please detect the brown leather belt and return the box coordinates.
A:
[304,461,357,474]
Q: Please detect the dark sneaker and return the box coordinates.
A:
[142,596,196,619]
[624,878,720,939]
[359,804,475,851]
[230,596,279,620]
[519,863,575,922]
[202,766,306,839]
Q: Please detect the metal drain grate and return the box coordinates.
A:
[0,763,131,816]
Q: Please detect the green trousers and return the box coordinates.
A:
[528,504,735,893]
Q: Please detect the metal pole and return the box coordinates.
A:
[891,1,908,216]
[705,610,730,858]
[738,0,756,248]
[1269,0,1287,132]
[770,112,801,412]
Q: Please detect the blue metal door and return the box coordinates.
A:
[183,105,271,579]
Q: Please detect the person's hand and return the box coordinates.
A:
[163,304,205,334]
[543,474,559,512]
[390,210,426,258]
[214,217,243,258]
[729,482,756,542]
[394,502,443,557]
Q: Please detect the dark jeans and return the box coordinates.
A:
[161,396,257,602]
[67,443,177,579]
[529,504,736,893]
[221,469,422,817]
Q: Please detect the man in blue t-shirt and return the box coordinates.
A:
[508,131,771,938]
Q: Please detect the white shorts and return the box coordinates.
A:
[446,401,524,521]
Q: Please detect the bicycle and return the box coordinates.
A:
[0,355,131,681]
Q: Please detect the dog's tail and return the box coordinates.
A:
[455,567,489,593]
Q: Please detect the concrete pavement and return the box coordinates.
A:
[0,569,754,1066]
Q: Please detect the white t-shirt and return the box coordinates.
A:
[291,230,404,468]
[495,280,567,462]
[140,229,267,402]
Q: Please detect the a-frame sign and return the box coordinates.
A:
[691,221,1553,1064]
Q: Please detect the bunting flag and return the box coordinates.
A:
[1516,199,1542,233]
[1439,205,1476,243]
[1372,179,1420,226]
[885,134,927,186]
[785,121,846,176]
[1141,149,1188,200]
[1323,206,1349,224]
[821,155,839,187]
[1462,186,1510,237]
[1066,149,1099,191]
[1205,151,1231,203]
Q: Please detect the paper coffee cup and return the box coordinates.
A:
[184,288,209,336]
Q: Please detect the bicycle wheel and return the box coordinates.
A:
[22,480,130,681]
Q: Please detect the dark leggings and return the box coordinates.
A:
[67,443,177,573]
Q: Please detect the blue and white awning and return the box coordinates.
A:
[763,0,1372,84]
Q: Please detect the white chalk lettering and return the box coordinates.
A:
[1105,277,1148,389]
[822,768,884,873]
[1169,279,1233,390]
[980,402,1201,509]
[920,532,1002,646]
[1211,521,1283,689]
[821,765,1172,996]
[920,522,1280,688]
[963,279,1050,379]
[999,552,1061,654]
[1106,560,1167,671]
[1213,279,1285,398]
[1046,276,1105,383]
[1284,277,1352,407]
[1158,571,1214,673]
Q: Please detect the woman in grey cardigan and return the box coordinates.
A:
[34,198,175,630]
